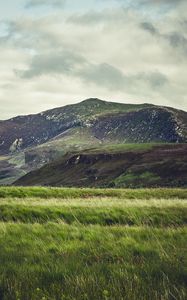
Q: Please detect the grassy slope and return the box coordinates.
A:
[24,136,158,172]
[15,143,187,188]
[0,127,100,185]
[44,99,154,122]
[1,186,187,199]
[0,153,27,185]
[0,187,186,300]
[24,127,102,167]
[80,142,157,153]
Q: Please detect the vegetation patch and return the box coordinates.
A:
[114,171,161,188]
[14,144,187,188]
[1,187,187,199]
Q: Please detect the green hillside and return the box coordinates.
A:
[15,143,187,188]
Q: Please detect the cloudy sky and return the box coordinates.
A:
[0,0,187,119]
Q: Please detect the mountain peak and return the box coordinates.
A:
[80,98,106,105]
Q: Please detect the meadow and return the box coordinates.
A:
[0,187,186,300]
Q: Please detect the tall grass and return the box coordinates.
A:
[0,187,187,199]
[0,223,186,300]
[0,203,186,226]
[0,188,186,299]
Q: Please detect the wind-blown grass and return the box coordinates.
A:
[0,201,186,226]
[0,186,187,199]
[0,187,186,299]
[0,223,186,300]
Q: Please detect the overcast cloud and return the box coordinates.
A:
[0,0,186,119]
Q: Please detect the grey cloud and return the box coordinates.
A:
[79,63,125,90]
[17,50,168,92]
[1,1,186,117]
[141,22,157,35]
[141,21,187,54]
[0,19,59,52]
[113,0,186,14]
[18,51,87,78]
[137,72,168,88]
[25,0,65,8]
[79,64,168,90]
[168,32,187,50]
[17,51,124,87]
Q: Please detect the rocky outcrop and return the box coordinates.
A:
[92,107,186,143]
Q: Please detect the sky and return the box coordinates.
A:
[0,0,187,119]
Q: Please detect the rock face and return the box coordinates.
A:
[0,98,187,155]
[14,144,187,188]
[9,138,23,153]
[92,108,186,143]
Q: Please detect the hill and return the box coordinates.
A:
[0,98,155,155]
[0,98,187,156]
[15,143,187,188]
[1,98,187,185]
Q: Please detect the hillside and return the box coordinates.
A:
[0,99,155,155]
[15,143,187,188]
[1,98,187,185]
[0,153,27,185]
[0,98,187,156]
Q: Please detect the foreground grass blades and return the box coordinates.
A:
[0,188,186,300]
[0,224,186,300]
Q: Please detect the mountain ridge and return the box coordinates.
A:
[2,98,187,123]
[0,98,187,186]
[0,98,187,156]
[0,98,157,155]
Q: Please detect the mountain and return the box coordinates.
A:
[14,143,187,188]
[1,98,187,156]
[0,98,154,155]
[0,98,187,185]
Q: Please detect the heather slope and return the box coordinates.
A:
[15,143,187,188]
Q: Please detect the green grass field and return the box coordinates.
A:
[0,187,186,300]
